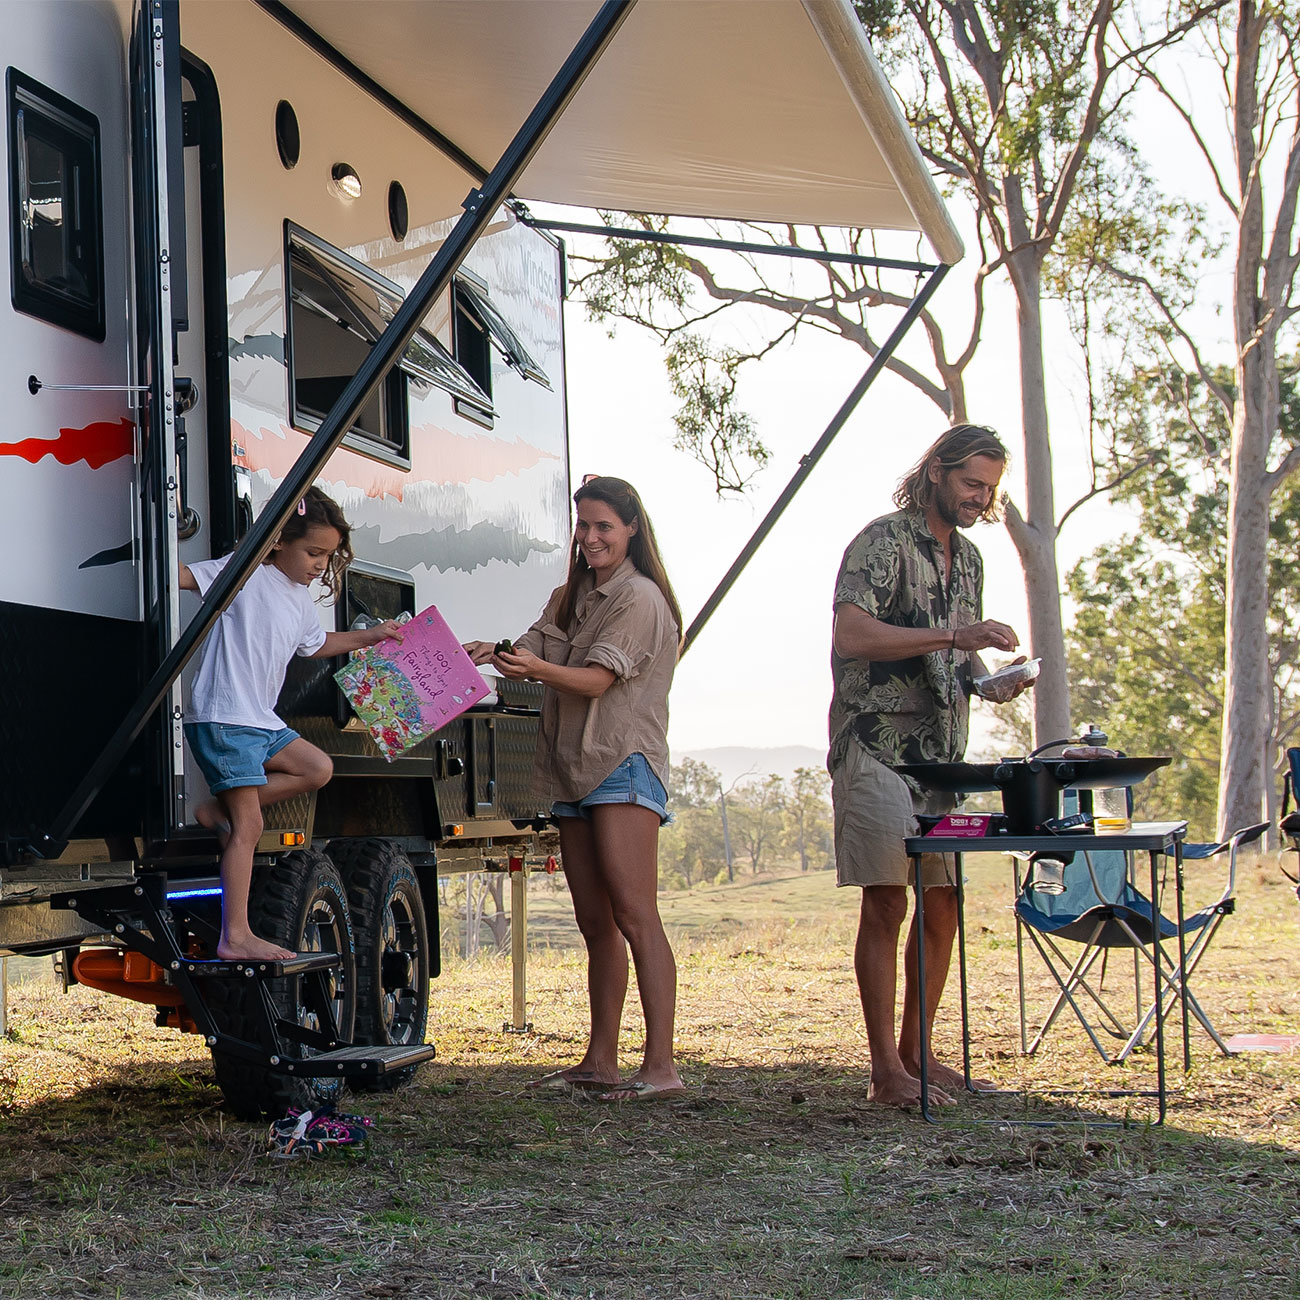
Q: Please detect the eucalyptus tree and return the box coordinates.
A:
[1084,1,1300,834]
[571,0,1221,745]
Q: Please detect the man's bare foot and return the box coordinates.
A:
[217,933,296,963]
[905,1057,997,1095]
[195,800,232,848]
[870,1070,955,1108]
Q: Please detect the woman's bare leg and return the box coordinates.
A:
[588,803,681,1092]
[549,815,625,1086]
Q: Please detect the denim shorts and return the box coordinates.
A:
[550,753,671,825]
[185,722,300,794]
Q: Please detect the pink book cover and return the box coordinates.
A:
[334,605,487,761]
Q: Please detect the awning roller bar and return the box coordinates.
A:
[519,213,938,274]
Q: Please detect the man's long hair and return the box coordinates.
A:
[893,424,1009,524]
[553,476,683,639]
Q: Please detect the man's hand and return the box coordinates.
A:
[954,620,1019,654]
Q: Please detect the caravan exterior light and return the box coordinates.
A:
[330,162,362,199]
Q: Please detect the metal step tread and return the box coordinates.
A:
[288,1042,436,1077]
[181,951,342,978]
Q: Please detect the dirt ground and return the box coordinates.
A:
[0,855,1297,1299]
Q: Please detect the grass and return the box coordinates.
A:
[1,855,1298,1299]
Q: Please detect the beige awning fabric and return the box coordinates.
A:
[276,0,964,264]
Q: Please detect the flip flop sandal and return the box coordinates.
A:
[596,1080,688,1103]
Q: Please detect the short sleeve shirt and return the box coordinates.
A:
[515,558,678,805]
[187,556,328,729]
[828,510,984,777]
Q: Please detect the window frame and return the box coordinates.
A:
[284,222,494,465]
[7,68,106,340]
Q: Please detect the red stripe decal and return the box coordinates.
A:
[0,417,135,470]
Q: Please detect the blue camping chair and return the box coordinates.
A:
[1278,748,1300,904]
[1013,819,1268,1065]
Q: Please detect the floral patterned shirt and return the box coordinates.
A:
[828,509,984,780]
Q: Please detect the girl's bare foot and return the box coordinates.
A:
[905,1057,997,1095]
[217,933,296,963]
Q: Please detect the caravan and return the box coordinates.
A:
[0,0,961,1118]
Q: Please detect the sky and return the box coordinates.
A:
[554,38,1248,764]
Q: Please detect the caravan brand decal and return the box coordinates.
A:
[0,418,134,469]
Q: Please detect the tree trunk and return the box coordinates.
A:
[1218,392,1273,837]
[1217,0,1281,840]
[1005,250,1073,746]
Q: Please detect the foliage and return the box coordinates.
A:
[658,761,833,886]
[1059,358,1300,835]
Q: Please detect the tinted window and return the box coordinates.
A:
[7,69,104,339]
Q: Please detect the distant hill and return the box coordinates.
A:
[678,744,825,787]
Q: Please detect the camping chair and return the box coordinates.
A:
[1278,748,1300,907]
[1013,820,1268,1066]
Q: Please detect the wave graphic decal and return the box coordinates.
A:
[232,419,561,496]
[0,417,134,469]
[350,520,561,576]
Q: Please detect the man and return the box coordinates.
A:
[829,424,1030,1107]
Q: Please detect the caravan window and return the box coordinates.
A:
[286,225,492,464]
[455,274,552,393]
[7,70,105,340]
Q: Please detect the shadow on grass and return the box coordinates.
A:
[1,1043,1298,1300]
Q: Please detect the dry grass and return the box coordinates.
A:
[1,855,1298,1299]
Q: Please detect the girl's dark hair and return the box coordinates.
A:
[893,423,1009,523]
[553,476,682,638]
[270,484,353,597]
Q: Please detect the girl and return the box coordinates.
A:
[180,486,403,963]
[466,476,684,1102]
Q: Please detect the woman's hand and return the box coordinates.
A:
[462,640,496,665]
[493,647,543,681]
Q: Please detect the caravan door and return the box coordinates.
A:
[130,0,190,843]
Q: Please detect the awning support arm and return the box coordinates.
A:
[33,0,637,860]
[681,260,951,657]
[517,212,938,274]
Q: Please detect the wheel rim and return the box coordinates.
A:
[379,885,423,1043]
[297,892,348,1035]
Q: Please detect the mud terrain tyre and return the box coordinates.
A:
[208,847,357,1119]
[329,838,431,1090]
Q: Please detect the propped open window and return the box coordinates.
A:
[455,272,551,391]
[286,223,491,464]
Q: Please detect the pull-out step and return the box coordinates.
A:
[180,952,341,979]
[278,1042,437,1079]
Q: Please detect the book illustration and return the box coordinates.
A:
[334,605,486,761]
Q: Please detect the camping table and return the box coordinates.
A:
[903,820,1188,1125]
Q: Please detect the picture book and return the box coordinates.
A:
[334,605,487,761]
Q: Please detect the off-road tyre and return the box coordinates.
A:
[329,838,431,1090]
[207,847,358,1119]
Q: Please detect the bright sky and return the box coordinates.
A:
[558,39,1245,762]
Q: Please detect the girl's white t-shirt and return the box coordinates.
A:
[187,556,328,729]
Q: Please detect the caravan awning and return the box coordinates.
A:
[273,0,963,264]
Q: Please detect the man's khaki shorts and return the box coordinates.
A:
[832,743,957,889]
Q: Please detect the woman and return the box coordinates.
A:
[465,476,684,1102]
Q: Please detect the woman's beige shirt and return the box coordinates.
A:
[515,559,678,806]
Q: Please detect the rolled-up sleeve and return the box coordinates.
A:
[583,588,667,681]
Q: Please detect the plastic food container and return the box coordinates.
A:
[972,657,1042,703]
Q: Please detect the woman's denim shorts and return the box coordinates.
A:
[550,752,671,825]
[185,722,300,794]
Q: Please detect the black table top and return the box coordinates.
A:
[904,820,1189,855]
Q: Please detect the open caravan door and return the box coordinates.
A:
[130,0,190,846]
